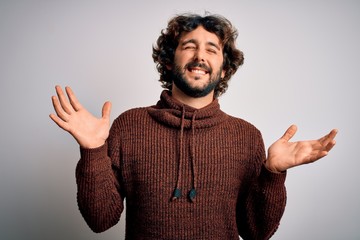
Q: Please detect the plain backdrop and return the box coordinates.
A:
[1,0,359,239]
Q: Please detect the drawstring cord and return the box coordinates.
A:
[172,107,186,201]
[171,107,197,202]
[188,111,197,202]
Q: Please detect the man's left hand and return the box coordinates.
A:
[266,125,338,173]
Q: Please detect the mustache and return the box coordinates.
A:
[184,61,212,74]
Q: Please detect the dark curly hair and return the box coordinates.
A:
[152,13,244,97]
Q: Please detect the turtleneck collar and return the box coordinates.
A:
[147,90,228,202]
[147,90,227,129]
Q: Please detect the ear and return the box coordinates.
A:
[221,69,225,79]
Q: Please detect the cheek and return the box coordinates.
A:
[174,56,190,69]
[212,58,224,72]
[174,51,183,64]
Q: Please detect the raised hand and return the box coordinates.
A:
[49,86,112,149]
[266,125,338,173]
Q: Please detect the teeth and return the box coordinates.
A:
[191,69,206,75]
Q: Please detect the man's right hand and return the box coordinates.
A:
[49,85,111,149]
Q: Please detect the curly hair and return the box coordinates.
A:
[152,13,244,97]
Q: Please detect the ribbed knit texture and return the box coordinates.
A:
[76,90,287,240]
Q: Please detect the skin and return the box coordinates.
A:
[50,26,337,172]
[170,26,225,109]
[50,85,111,149]
[267,125,337,172]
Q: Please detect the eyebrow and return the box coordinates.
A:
[181,39,221,51]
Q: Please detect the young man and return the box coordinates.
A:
[50,14,337,239]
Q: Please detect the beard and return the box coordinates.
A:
[171,61,222,98]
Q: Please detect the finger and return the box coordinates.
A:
[49,113,70,132]
[51,95,69,122]
[102,101,112,120]
[55,85,75,114]
[319,129,338,146]
[65,86,83,111]
[325,139,336,152]
[313,139,336,161]
[280,124,298,142]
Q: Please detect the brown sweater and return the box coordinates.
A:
[76,90,287,240]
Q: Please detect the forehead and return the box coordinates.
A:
[178,26,222,47]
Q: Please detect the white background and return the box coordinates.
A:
[1,0,359,239]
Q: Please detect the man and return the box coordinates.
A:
[50,14,337,240]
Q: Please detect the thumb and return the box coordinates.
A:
[102,101,112,120]
[280,124,297,142]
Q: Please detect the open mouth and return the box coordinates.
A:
[188,67,208,75]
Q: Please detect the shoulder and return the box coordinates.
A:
[118,107,148,119]
[108,107,151,138]
[225,114,262,136]
[113,107,149,126]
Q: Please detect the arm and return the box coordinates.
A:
[237,125,338,239]
[237,132,287,240]
[50,86,124,232]
[75,124,124,233]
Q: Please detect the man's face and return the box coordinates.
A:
[171,26,225,98]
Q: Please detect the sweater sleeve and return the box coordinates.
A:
[237,131,287,240]
[75,121,124,233]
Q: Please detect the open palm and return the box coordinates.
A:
[50,86,111,149]
[266,125,338,173]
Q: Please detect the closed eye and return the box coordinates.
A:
[181,39,197,50]
[183,43,196,50]
[207,48,217,54]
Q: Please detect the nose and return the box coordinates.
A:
[193,48,205,62]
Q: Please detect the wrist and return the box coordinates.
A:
[79,139,106,149]
[264,160,284,174]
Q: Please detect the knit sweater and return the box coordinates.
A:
[76,90,287,240]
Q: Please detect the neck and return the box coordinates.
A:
[171,85,214,109]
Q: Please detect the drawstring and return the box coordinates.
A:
[148,91,227,203]
[171,107,198,202]
[188,111,197,202]
[172,107,186,201]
